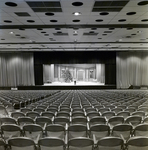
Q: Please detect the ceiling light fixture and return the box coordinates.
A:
[73,12,81,16]
[9,31,14,34]
[73,31,78,34]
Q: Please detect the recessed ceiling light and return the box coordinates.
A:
[137,30,142,33]
[9,31,14,34]
[73,31,78,34]
[73,12,81,16]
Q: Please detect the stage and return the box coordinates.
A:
[0,81,116,90]
[44,81,105,86]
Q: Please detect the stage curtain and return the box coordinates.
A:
[96,64,105,83]
[43,64,54,83]
[0,53,35,86]
[117,52,148,88]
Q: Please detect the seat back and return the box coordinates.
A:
[89,116,106,126]
[11,112,25,119]
[108,116,124,129]
[45,124,65,139]
[68,137,94,150]
[125,116,142,127]
[127,136,148,150]
[23,124,43,143]
[18,117,34,126]
[54,117,69,126]
[8,137,36,150]
[68,124,87,139]
[134,124,148,136]
[35,117,52,127]
[97,137,124,150]
[38,137,65,150]
[112,124,132,141]
[90,124,110,140]
[1,124,21,140]
[71,117,87,125]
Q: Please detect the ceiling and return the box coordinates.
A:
[0,0,148,51]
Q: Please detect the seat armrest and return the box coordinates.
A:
[93,134,97,145]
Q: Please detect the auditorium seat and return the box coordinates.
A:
[0,117,17,125]
[126,136,148,150]
[71,116,87,125]
[56,111,71,118]
[35,116,52,128]
[26,111,40,120]
[0,106,9,118]
[89,124,110,141]
[33,108,45,114]
[54,117,70,126]
[108,116,124,129]
[96,136,124,150]
[20,108,32,114]
[36,105,47,110]
[112,124,132,141]
[41,111,55,119]
[18,117,34,127]
[98,108,110,114]
[68,137,94,150]
[45,124,66,139]
[86,111,100,119]
[71,111,86,118]
[133,124,148,137]
[125,116,142,128]
[23,124,43,144]
[38,137,66,150]
[117,111,130,119]
[89,116,106,126]
[8,137,36,150]
[68,124,88,139]
[102,111,115,120]
[111,108,123,114]
[11,112,25,119]
[1,124,22,140]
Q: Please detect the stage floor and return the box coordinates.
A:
[44,81,105,86]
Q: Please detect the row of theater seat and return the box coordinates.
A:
[0,135,148,150]
[0,121,148,140]
[0,89,148,150]
[0,122,148,150]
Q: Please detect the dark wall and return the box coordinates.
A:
[34,51,116,85]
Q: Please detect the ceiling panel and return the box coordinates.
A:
[0,0,148,51]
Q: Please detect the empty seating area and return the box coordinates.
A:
[0,89,148,149]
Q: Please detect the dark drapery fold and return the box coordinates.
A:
[0,53,35,86]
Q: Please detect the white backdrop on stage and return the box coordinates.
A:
[43,64,105,85]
